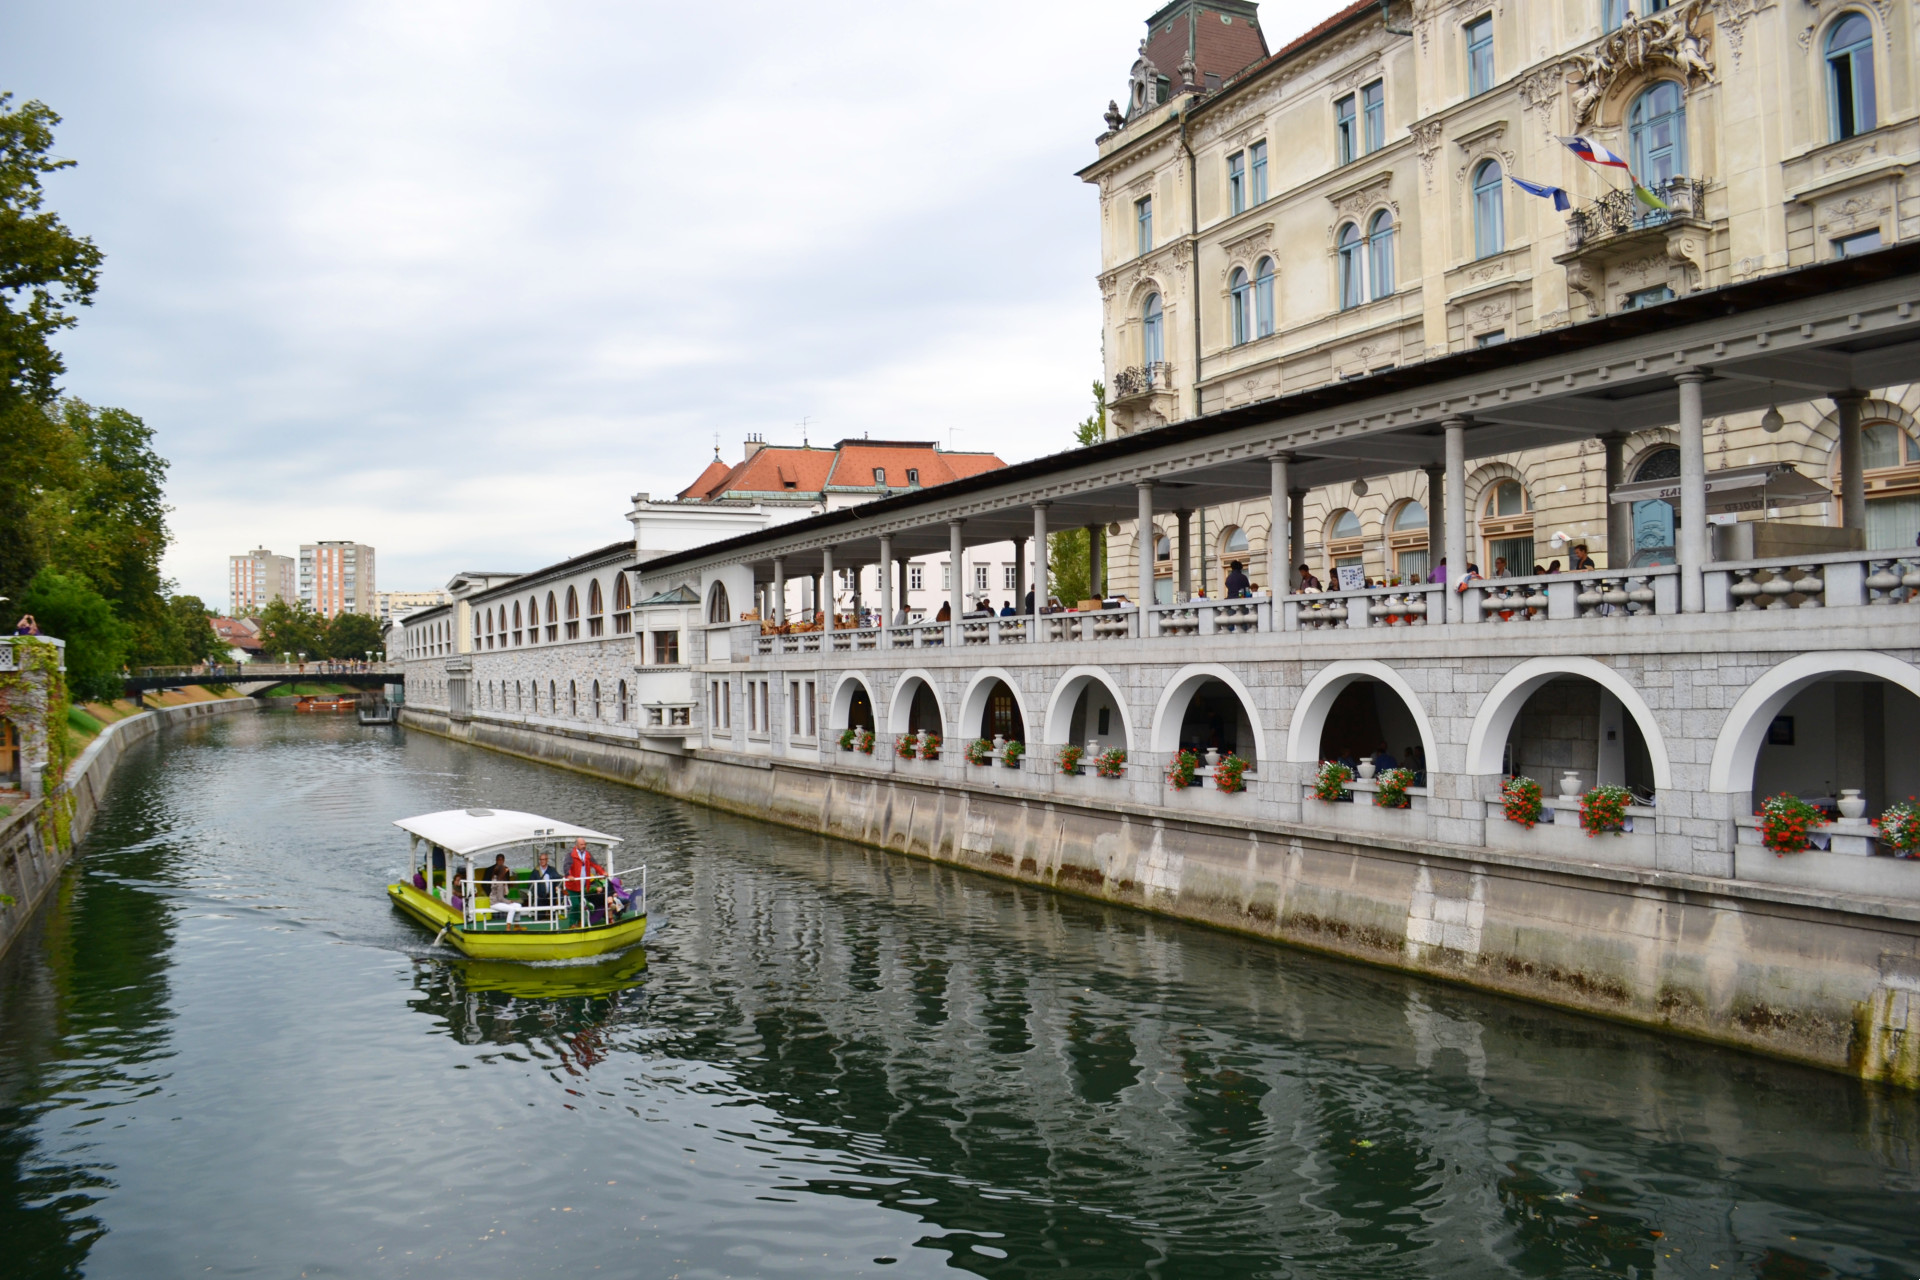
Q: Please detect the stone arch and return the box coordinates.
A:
[1151,664,1267,766]
[1465,460,1530,512]
[1464,656,1673,791]
[1044,666,1135,751]
[1708,651,1920,796]
[959,667,1031,743]
[830,672,876,732]
[885,670,948,735]
[1286,659,1437,770]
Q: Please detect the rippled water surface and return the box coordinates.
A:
[2,711,1919,1278]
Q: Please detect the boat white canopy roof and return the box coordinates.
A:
[393,809,622,858]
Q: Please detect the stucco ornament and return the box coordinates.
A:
[1564,0,1715,128]
[1128,43,1161,117]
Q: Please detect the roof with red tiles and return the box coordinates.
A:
[677,439,1006,501]
[212,617,263,649]
[1140,1,1271,95]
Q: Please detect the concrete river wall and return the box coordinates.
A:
[0,697,256,963]
[403,704,1920,1088]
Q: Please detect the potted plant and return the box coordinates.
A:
[1214,753,1248,794]
[1001,739,1025,768]
[1373,766,1415,809]
[1877,800,1920,857]
[1578,785,1632,836]
[1167,748,1200,790]
[1312,760,1353,802]
[856,728,875,755]
[1095,748,1127,778]
[965,738,993,766]
[894,734,918,760]
[1501,775,1543,828]
[1058,744,1085,775]
[837,727,857,752]
[921,733,941,761]
[1757,793,1822,855]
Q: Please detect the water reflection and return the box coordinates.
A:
[0,710,1916,1278]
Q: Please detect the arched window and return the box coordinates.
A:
[1863,422,1920,470]
[512,601,523,645]
[550,680,557,713]
[1330,510,1363,538]
[591,680,601,719]
[564,585,580,639]
[707,581,731,623]
[588,579,602,616]
[545,592,558,641]
[1827,13,1877,141]
[1154,533,1171,561]
[1473,160,1504,259]
[613,574,632,634]
[1393,500,1428,531]
[516,680,523,711]
[1223,526,1250,556]
[617,679,629,722]
[482,608,493,649]
[1229,267,1252,345]
[569,680,578,717]
[1483,480,1529,517]
[1254,257,1276,337]
[1142,293,1164,365]
[1629,82,1685,190]
[1843,423,1920,549]
[1367,210,1395,300]
[1337,222,1364,310]
[1390,499,1431,579]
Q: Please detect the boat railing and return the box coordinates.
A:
[437,862,648,930]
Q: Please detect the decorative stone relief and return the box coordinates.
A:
[1328,173,1396,221]
[1714,0,1773,67]
[1823,140,1881,173]
[1518,67,1563,138]
[1564,0,1715,128]
[1128,44,1162,118]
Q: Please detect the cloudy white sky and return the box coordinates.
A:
[4,1,1324,605]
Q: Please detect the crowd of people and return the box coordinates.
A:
[419,837,637,928]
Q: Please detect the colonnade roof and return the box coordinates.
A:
[634,243,1920,583]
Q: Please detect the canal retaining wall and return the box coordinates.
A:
[0,697,256,963]
[401,706,1920,1087]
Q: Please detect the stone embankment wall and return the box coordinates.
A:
[404,705,1920,1087]
[0,697,255,962]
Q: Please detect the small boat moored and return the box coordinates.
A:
[387,808,647,961]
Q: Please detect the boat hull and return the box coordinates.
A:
[387,882,647,961]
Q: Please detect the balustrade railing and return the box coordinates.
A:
[1461,567,1675,623]
[1706,550,1920,611]
[1147,598,1267,637]
[1290,585,1437,630]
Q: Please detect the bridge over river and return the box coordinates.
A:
[123,662,402,695]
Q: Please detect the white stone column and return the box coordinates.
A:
[1085,524,1104,600]
[1136,482,1155,608]
[1032,503,1050,621]
[1444,417,1467,622]
[1835,392,1866,532]
[1011,535,1026,612]
[1269,454,1290,588]
[1423,464,1444,579]
[1676,372,1707,612]
[1175,509,1192,598]
[948,519,966,639]
[820,545,835,637]
[1288,488,1306,593]
[878,535,893,636]
[1601,433,1627,570]
[772,556,787,626]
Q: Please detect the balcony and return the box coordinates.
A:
[1565,178,1708,252]
[1111,361,1173,402]
[1555,178,1713,318]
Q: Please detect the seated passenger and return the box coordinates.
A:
[527,850,562,909]
[483,853,514,899]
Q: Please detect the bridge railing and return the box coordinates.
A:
[131,661,403,680]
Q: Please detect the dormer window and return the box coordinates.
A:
[872,467,886,485]
[906,468,920,486]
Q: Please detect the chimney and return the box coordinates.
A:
[743,432,766,460]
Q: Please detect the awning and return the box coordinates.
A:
[1608,463,1833,515]
[393,808,622,858]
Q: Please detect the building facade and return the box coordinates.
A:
[378,589,453,626]
[228,547,296,617]
[300,541,377,618]
[1086,0,1920,596]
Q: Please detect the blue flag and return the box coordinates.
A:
[1509,174,1571,211]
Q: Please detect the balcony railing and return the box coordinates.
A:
[1111,362,1173,399]
[1565,178,1708,252]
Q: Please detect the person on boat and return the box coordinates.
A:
[482,853,514,899]
[527,850,561,910]
[566,838,606,894]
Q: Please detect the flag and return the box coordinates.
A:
[1632,182,1670,211]
[1509,175,1571,211]
[1558,135,1630,169]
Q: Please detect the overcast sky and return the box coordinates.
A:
[3,1,1325,605]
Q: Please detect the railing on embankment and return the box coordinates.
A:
[0,697,257,962]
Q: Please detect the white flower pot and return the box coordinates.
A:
[1204,748,1221,768]
[1357,760,1377,781]
[1838,789,1867,822]
[1560,772,1582,798]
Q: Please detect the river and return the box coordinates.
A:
[0,710,1917,1278]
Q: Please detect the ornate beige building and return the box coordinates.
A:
[1084,0,1919,595]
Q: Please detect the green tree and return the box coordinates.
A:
[20,567,127,701]
[1047,381,1107,604]
[256,599,326,661]
[163,594,223,665]
[324,610,383,661]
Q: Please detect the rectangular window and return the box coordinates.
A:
[614,610,631,634]
[1228,150,1246,214]
[1136,196,1153,256]
[1834,229,1883,258]
[653,630,680,664]
[805,681,817,737]
[974,564,989,592]
[1250,141,1267,204]
[941,563,950,591]
[1475,330,1510,348]
[1362,81,1385,153]
[747,681,758,733]
[1004,564,1018,591]
[588,616,604,637]
[1335,94,1357,164]
[1466,16,1494,96]
[722,681,731,730]
[1623,285,1674,310]
[759,681,769,734]
[1602,0,1630,31]
[790,681,801,735]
